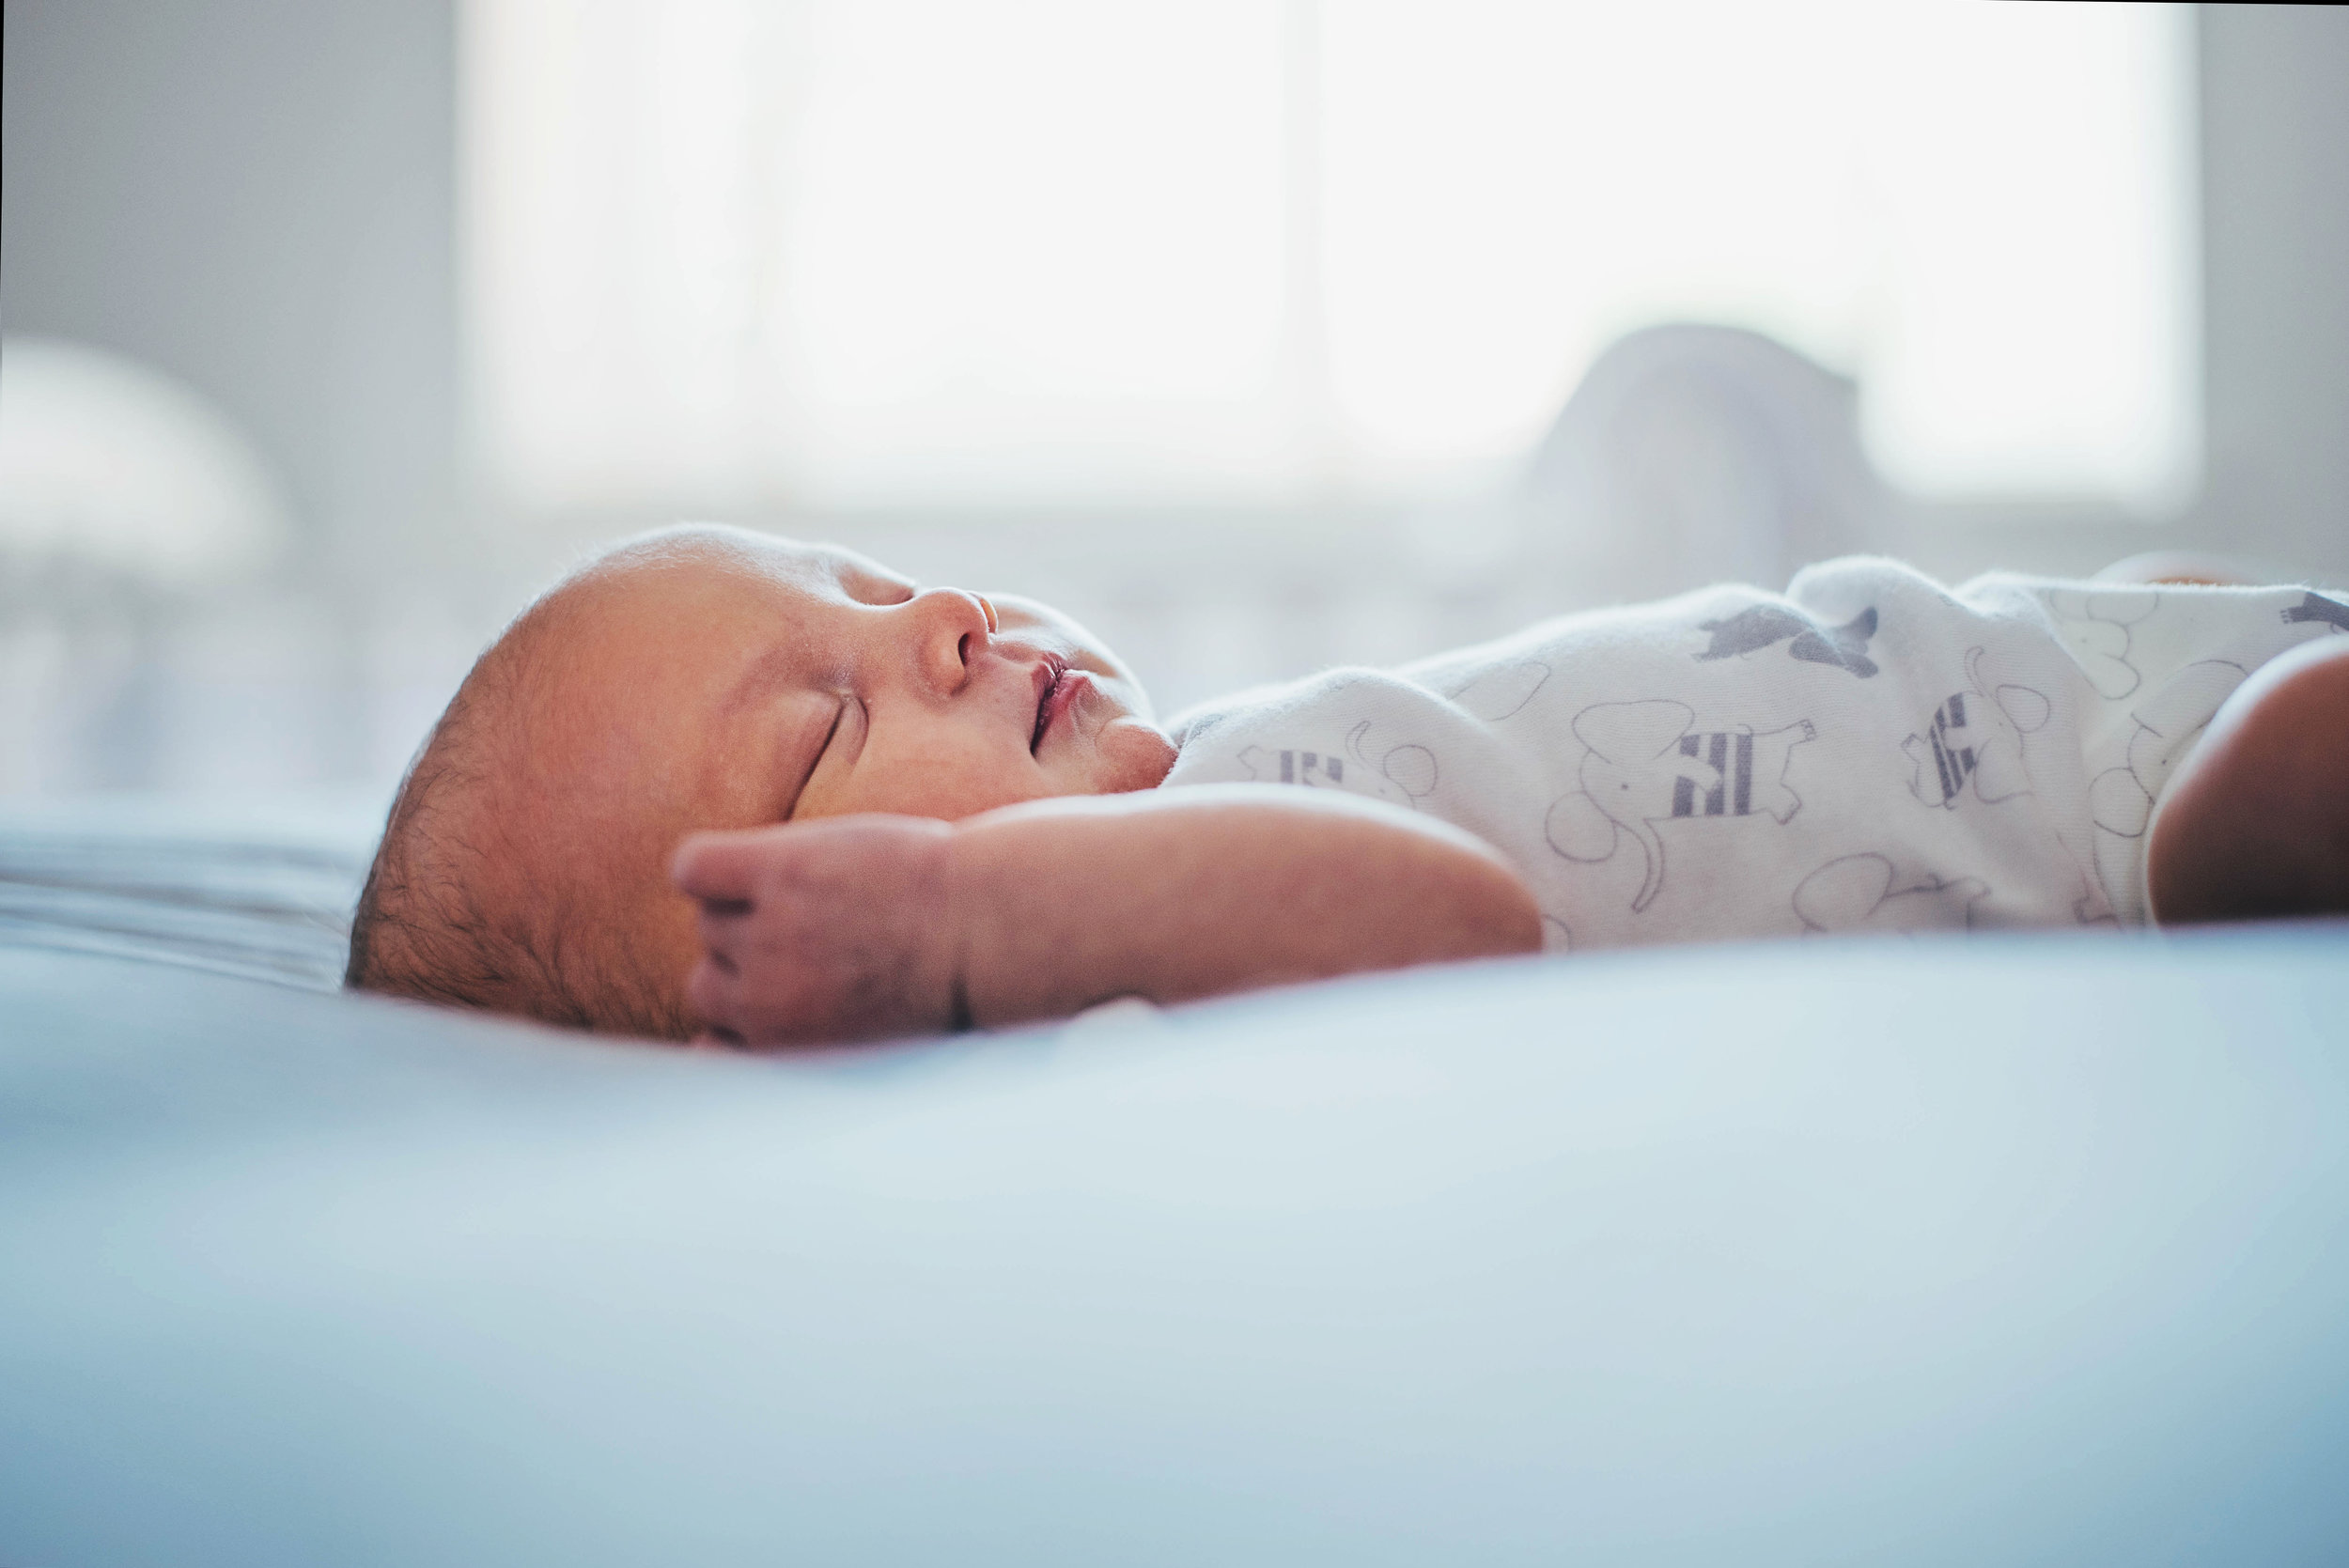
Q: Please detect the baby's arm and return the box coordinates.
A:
[2148,634,2349,924]
[674,787,1543,1046]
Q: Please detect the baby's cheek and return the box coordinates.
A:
[806,738,1041,822]
[901,756,1049,820]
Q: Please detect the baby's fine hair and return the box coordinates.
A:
[345,594,688,1038]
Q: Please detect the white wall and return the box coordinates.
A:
[2,0,459,573]
[2195,4,2349,579]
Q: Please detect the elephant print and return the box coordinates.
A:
[2282,591,2349,632]
[1905,646,2051,809]
[1238,721,1438,809]
[1545,699,1814,913]
[2088,659,2248,915]
[1792,853,1987,935]
[2046,588,2157,701]
[1693,604,1879,678]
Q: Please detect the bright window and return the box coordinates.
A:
[464,0,2198,514]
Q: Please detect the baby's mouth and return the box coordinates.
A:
[1031,654,1070,753]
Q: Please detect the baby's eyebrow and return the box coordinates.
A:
[811,543,910,593]
[835,561,915,603]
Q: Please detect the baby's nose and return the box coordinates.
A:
[903,587,997,691]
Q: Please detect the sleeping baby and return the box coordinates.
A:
[347,523,2349,1044]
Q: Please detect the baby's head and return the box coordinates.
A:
[348,524,1174,1035]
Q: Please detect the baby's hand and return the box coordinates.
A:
[672,815,960,1047]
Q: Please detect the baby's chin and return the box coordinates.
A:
[1078,709,1178,796]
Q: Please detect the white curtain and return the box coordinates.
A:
[463,0,2198,516]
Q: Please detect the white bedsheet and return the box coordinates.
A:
[3,799,2346,1563]
[0,792,374,987]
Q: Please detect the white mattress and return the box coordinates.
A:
[3,797,2346,1564]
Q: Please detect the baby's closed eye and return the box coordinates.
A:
[790,694,867,818]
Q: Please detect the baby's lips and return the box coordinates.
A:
[1034,665,1092,751]
[1026,651,1062,708]
[1027,651,1071,751]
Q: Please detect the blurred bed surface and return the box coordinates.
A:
[0,793,375,987]
[3,800,2347,1565]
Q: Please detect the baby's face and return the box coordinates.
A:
[484,524,1175,1028]
[563,526,1175,832]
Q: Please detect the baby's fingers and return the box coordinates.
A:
[684,952,742,1036]
[693,916,739,975]
[671,829,770,910]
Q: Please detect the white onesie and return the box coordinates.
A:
[1161,559,2347,950]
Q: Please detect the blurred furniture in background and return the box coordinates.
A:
[0,336,327,795]
[0,336,290,587]
[1517,324,1888,607]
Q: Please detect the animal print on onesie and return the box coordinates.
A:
[1162,559,2345,951]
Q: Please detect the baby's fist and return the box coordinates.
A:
[672,815,959,1047]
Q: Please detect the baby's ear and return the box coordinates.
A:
[1572,700,1693,762]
